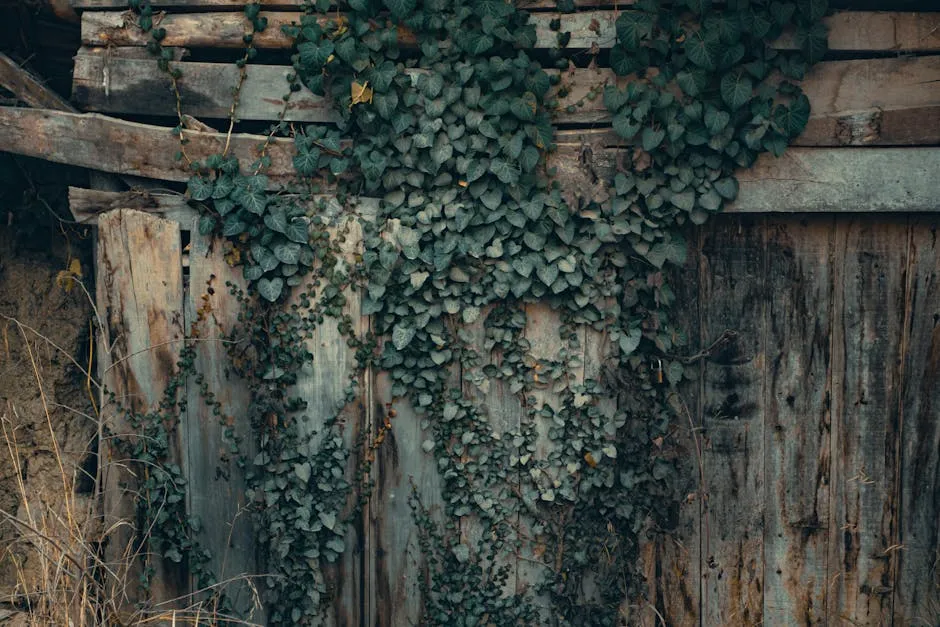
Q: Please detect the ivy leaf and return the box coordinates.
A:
[430,134,453,166]
[511,92,538,122]
[641,127,666,151]
[685,30,719,70]
[257,277,284,302]
[714,177,739,201]
[466,159,487,183]
[519,146,540,173]
[704,108,730,134]
[603,85,629,113]
[273,241,301,265]
[720,71,753,110]
[293,147,322,176]
[197,214,217,236]
[666,361,684,386]
[489,159,519,185]
[188,176,214,202]
[612,114,641,139]
[772,94,810,137]
[264,206,288,234]
[297,40,334,67]
[797,0,828,21]
[392,324,416,350]
[286,219,308,244]
[797,21,829,64]
[384,0,416,19]
[239,189,268,215]
[619,328,642,356]
[610,46,639,76]
[615,12,654,50]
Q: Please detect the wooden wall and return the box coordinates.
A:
[5,0,936,624]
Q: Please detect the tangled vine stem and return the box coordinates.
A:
[122,0,828,624]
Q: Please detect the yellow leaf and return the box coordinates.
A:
[55,258,83,292]
[351,80,373,107]
[584,452,598,468]
[68,257,83,277]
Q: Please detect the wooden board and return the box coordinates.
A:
[96,208,187,606]
[697,216,766,625]
[8,108,937,209]
[826,218,906,626]
[72,53,940,147]
[0,52,74,111]
[182,224,261,619]
[70,0,609,9]
[555,57,940,145]
[81,10,940,53]
[893,214,940,627]
[290,218,368,626]
[761,217,833,624]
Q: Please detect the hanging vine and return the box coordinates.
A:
[116,0,828,624]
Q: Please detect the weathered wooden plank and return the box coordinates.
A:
[72,53,940,147]
[71,0,611,8]
[0,52,74,111]
[96,209,186,605]
[555,57,940,146]
[761,217,833,624]
[72,51,336,123]
[637,253,701,627]
[370,370,443,627]
[0,107,296,185]
[182,225,260,619]
[892,214,940,627]
[826,218,906,626]
[81,10,940,52]
[291,217,367,626]
[69,187,201,225]
[698,215,765,625]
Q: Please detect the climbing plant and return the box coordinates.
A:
[116,0,828,624]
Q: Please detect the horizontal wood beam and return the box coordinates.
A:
[72,53,940,146]
[81,10,940,53]
[70,0,602,9]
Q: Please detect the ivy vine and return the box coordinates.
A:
[115,0,828,624]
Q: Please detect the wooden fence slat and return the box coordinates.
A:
[81,10,940,53]
[182,225,260,618]
[698,216,766,625]
[96,208,186,605]
[637,255,701,627]
[761,217,833,624]
[72,53,940,147]
[291,217,367,626]
[826,218,906,626]
[893,214,940,627]
[70,0,609,9]
[7,108,934,209]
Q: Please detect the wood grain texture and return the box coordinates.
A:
[12,108,939,212]
[80,10,940,52]
[291,218,367,626]
[826,219,906,626]
[96,209,186,606]
[70,0,611,7]
[182,225,261,619]
[71,53,940,148]
[762,217,833,624]
[892,215,940,627]
[555,57,940,146]
[697,216,765,626]
[0,52,74,111]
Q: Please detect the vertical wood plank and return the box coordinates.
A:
[183,228,260,618]
[762,217,833,624]
[698,215,765,625]
[893,215,940,626]
[96,209,186,605]
[371,372,442,627]
[638,247,702,627]
[827,218,906,626]
[521,303,582,615]
[292,218,367,626]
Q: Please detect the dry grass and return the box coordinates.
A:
[0,302,262,625]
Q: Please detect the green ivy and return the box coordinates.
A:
[117,0,828,624]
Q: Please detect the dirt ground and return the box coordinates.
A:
[0,158,96,612]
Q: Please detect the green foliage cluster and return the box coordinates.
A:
[118,0,828,624]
